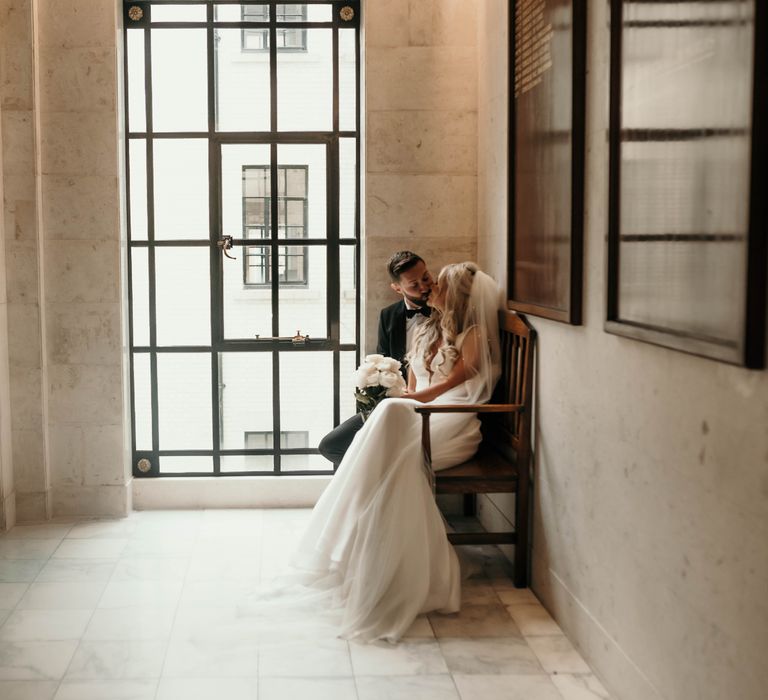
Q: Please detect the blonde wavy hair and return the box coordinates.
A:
[407,262,479,378]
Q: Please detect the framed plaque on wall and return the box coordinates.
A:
[508,0,587,324]
[607,0,767,368]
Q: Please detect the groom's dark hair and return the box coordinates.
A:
[387,251,424,281]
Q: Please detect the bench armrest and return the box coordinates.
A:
[415,403,524,415]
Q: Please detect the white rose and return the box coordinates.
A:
[363,354,385,365]
[378,370,401,388]
[354,365,379,389]
[385,377,406,397]
[375,357,401,373]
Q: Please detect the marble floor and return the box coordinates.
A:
[0,509,611,700]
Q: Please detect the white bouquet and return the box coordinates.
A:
[354,354,407,417]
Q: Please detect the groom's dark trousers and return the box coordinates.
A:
[318,300,408,467]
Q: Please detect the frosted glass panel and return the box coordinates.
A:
[339,29,356,131]
[277,29,332,131]
[340,246,356,344]
[151,5,207,22]
[155,247,211,346]
[127,30,146,132]
[219,353,273,449]
[339,138,356,239]
[215,29,271,131]
[151,29,208,132]
[153,139,209,240]
[160,456,213,474]
[129,140,148,241]
[157,353,212,449]
[132,353,152,451]
[131,247,150,346]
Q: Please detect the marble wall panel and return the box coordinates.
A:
[11,427,45,491]
[51,484,129,517]
[9,367,42,430]
[40,111,118,176]
[42,175,119,240]
[43,241,119,304]
[4,250,38,304]
[46,424,82,487]
[366,174,477,240]
[367,47,477,112]
[1,44,34,111]
[7,303,41,367]
[36,0,118,50]
[4,197,36,252]
[1,110,34,175]
[365,0,409,48]
[38,47,116,113]
[15,490,48,521]
[47,364,122,426]
[367,110,477,175]
[45,302,120,365]
[81,424,124,487]
[407,0,478,48]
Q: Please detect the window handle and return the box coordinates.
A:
[253,331,310,345]
[217,235,236,260]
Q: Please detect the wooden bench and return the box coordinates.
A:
[416,310,535,588]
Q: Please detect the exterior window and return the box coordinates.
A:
[242,4,307,52]
[244,430,309,450]
[242,165,308,287]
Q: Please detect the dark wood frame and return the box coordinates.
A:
[507,0,586,325]
[606,0,767,369]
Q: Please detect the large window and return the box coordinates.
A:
[242,4,307,52]
[243,165,308,286]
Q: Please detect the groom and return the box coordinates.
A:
[318,250,435,467]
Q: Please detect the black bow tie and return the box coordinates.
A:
[405,306,431,319]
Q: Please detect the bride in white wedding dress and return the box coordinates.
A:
[291,262,503,642]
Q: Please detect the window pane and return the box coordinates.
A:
[132,353,152,451]
[277,29,332,131]
[339,28,356,131]
[278,246,326,337]
[155,247,211,346]
[151,29,208,132]
[220,455,274,472]
[215,4,269,22]
[128,139,148,240]
[339,137,356,239]
[127,30,146,132]
[215,28,271,132]
[278,144,325,238]
[159,456,213,474]
[339,350,357,422]
[279,351,333,461]
[151,5,207,22]
[295,4,332,22]
[219,353,273,449]
[131,247,150,346]
[153,139,209,240]
[157,353,212,449]
[340,245,356,344]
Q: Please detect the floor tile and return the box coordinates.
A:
[156,677,258,700]
[0,541,62,560]
[452,673,563,700]
[17,582,106,610]
[496,587,539,606]
[65,640,166,680]
[110,558,188,582]
[429,603,522,638]
[0,610,92,642]
[84,607,176,641]
[551,673,612,700]
[35,560,116,583]
[186,557,261,583]
[162,637,259,678]
[121,537,197,559]
[0,561,46,584]
[0,680,59,700]
[0,641,78,680]
[259,676,357,700]
[438,637,544,675]
[3,524,74,541]
[178,580,257,608]
[52,540,127,560]
[97,580,183,609]
[0,583,29,609]
[527,635,592,674]
[66,521,137,540]
[356,674,460,700]
[350,639,448,676]
[53,679,158,700]
[258,637,352,677]
[403,615,434,638]
[506,604,563,636]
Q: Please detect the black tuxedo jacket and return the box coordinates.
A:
[377,300,408,377]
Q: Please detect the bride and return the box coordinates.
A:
[291,262,503,642]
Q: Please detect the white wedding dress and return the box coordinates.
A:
[290,332,491,642]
